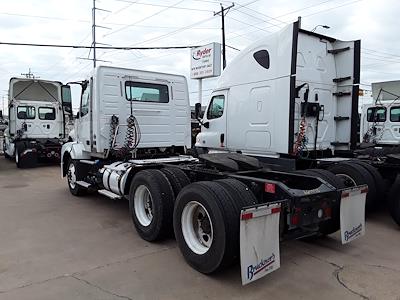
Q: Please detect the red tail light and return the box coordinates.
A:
[291,207,302,225]
[291,214,300,225]
[265,183,276,194]
[324,207,332,218]
[241,212,253,220]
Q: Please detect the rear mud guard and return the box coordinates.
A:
[340,185,368,244]
[240,202,282,285]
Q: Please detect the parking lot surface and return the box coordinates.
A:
[0,156,399,300]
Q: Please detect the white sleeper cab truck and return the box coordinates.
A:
[4,77,72,168]
[61,64,366,285]
[194,21,398,226]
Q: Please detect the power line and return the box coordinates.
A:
[362,48,400,59]
[223,0,361,45]
[238,5,287,25]
[0,41,201,50]
[115,0,214,12]
[301,0,365,18]
[233,6,283,29]
[97,0,260,61]
[104,0,186,37]
[0,10,218,30]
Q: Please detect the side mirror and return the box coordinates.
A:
[195,103,201,120]
[61,85,72,115]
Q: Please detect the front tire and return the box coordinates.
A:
[67,160,86,196]
[15,144,22,168]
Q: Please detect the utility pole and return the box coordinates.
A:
[92,0,97,68]
[81,0,111,67]
[214,3,234,69]
[21,68,38,79]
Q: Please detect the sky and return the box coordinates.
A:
[0,0,399,113]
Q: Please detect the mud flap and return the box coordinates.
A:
[240,202,281,285]
[340,185,367,244]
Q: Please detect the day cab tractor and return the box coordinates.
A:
[3,77,72,168]
[358,80,400,225]
[60,42,366,285]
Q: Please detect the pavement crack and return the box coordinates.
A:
[299,251,369,299]
[300,250,342,269]
[0,246,175,295]
[72,275,133,300]
[334,268,369,300]
[74,245,176,276]
[0,274,68,294]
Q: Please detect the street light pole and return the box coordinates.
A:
[311,24,330,32]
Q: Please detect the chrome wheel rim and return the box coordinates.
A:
[336,173,357,187]
[68,163,76,189]
[134,185,154,226]
[181,201,213,255]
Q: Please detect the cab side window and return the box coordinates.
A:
[80,82,90,117]
[391,107,400,122]
[367,107,386,122]
[207,95,225,120]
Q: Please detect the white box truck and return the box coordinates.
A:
[3,77,72,168]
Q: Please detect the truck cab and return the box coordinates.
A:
[360,81,400,145]
[196,22,360,158]
[4,77,72,167]
[61,66,191,171]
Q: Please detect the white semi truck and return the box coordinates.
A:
[3,77,72,168]
[61,23,367,285]
[194,22,399,225]
[358,80,400,225]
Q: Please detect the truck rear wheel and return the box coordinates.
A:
[129,169,174,241]
[173,181,241,274]
[15,143,36,168]
[161,167,190,199]
[350,160,386,205]
[328,162,377,212]
[67,160,87,196]
[388,175,400,226]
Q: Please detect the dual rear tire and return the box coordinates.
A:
[388,175,400,226]
[15,142,37,169]
[173,179,257,273]
[327,160,384,212]
[128,169,257,274]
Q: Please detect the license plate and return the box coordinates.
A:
[240,203,281,285]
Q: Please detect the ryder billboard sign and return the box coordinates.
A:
[190,43,221,79]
